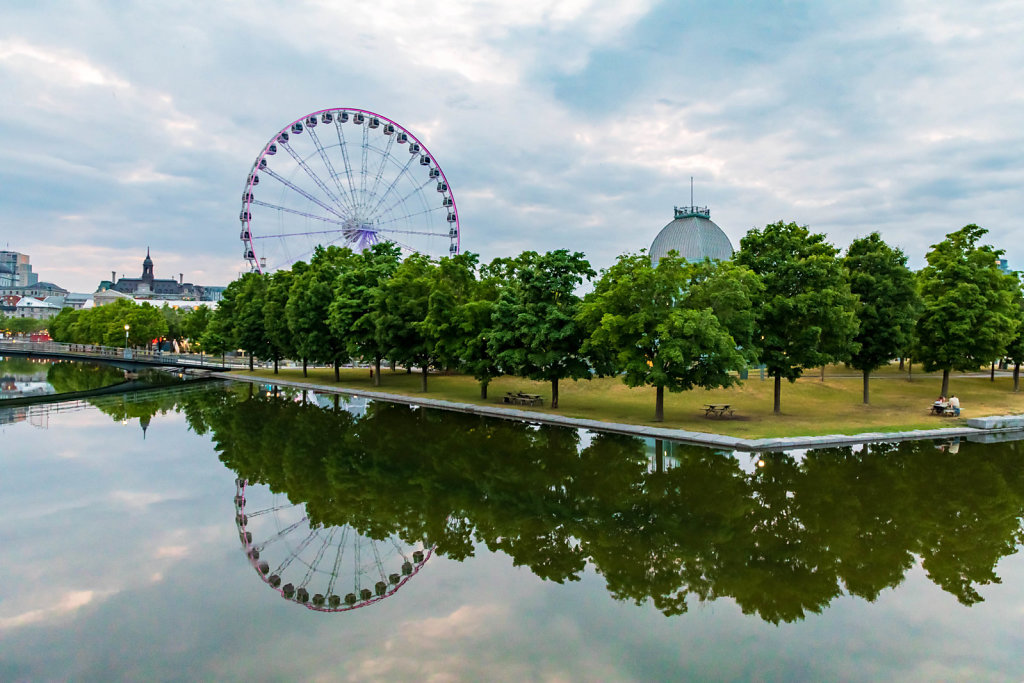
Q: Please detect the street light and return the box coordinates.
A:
[124,323,130,350]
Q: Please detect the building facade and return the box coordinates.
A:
[0,251,38,288]
[104,249,207,301]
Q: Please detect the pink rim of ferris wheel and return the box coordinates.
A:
[239,108,461,273]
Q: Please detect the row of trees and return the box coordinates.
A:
[0,313,49,336]
[47,298,214,350]
[203,222,1024,418]
[39,221,1022,419]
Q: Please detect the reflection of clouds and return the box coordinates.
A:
[0,590,107,631]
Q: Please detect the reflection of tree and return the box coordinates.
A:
[46,360,125,394]
[1,356,49,377]
[180,388,1024,623]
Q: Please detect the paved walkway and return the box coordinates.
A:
[214,373,1024,451]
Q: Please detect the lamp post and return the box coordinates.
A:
[124,323,130,357]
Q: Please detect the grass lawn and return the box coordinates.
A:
[236,363,1024,439]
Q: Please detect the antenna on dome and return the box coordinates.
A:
[690,176,694,207]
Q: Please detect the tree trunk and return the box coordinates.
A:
[249,354,254,371]
[421,365,428,392]
[863,369,870,404]
[333,395,339,409]
[899,357,904,371]
[654,439,664,474]
[551,378,559,409]
[390,359,397,372]
[820,365,825,382]
[480,381,488,400]
[334,358,340,382]
[907,356,912,381]
[773,373,782,414]
[274,358,278,374]
[991,360,996,381]
[374,356,382,386]
[1014,363,1020,392]
[406,366,412,374]
[302,358,308,377]
[655,385,664,422]
[941,368,950,397]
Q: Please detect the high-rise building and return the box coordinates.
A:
[0,251,38,287]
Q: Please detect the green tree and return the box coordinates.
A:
[182,305,213,351]
[580,252,754,421]
[1003,275,1024,393]
[119,302,168,348]
[735,221,860,413]
[423,252,479,379]
[373,253,436,391]
[288,246,355,380]
[915,225,1020,396]
[328,243,401,386]
[490,250,595,409]
[843,233,920,403]
[47,308,80,342]
[454,257,506,399]
[233,273,270,370]
[160,304,186,347]
[263,268,298,373]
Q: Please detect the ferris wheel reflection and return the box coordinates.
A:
[234,478,432,611]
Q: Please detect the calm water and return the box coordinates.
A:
[0,355,126,399]
[2,378,1024,681]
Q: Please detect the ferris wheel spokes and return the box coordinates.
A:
[334,118,359,208]
[258,166,350,223]
[278,141,347,211]
[305,125,352,209]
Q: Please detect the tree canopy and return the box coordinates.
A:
[843,232,919,403]
[489,250,595,408]
[915,224,1020,396]
[581,252,757,421]
[735,221,860,413]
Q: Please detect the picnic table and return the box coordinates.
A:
[504,392,544,407]
[930,402,950,416]
[704,403,734,418]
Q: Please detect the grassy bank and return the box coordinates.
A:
[236,363,1024,439]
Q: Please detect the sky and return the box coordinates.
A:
[1,0,1022,293]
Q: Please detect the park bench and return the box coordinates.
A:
[503,392,544,407]
[704,404,734,418]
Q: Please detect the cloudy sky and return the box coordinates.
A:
[2,0,1022,292]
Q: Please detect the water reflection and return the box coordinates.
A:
[234,477,432,611]
[0,355,125,399]
[176,385,1024,624]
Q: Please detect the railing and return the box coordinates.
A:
[0,339,252,369]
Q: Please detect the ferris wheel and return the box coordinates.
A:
[239,108,460,273]
[234,478,432,611]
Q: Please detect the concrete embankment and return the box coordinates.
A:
[214,373,1024,452]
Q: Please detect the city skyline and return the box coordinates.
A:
[2,1,1022,292]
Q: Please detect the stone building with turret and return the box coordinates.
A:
[103,249,205,300]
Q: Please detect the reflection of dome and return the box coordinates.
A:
[649,206,734,266]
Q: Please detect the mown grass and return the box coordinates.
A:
[237,363,1024,439]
